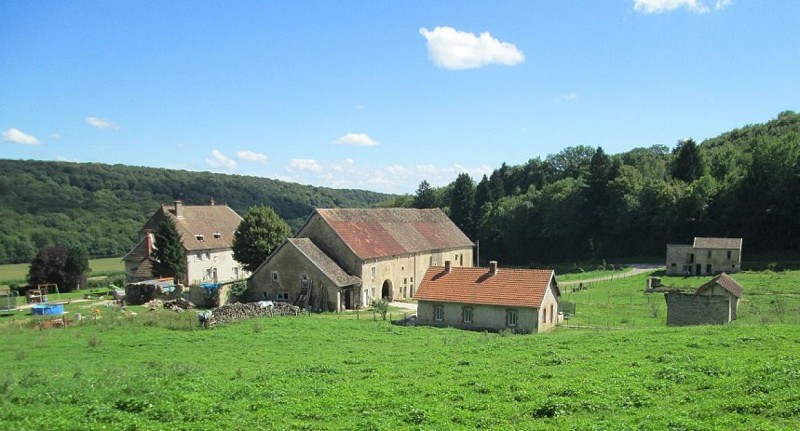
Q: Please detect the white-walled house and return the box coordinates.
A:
[123,200,247,285]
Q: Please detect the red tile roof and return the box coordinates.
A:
[695,272,743,298]
[414,265,557,308]
[315,208,473,259]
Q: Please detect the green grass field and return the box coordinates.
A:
[0,269,798,430]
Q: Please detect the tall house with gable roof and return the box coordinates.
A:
[666,237,743,276]
[247,208,474,311]
[123,200,247,285]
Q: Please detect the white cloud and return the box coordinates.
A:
[205,149,237,170]
[289,158,322,173]
[632,0,730,14]
[419,26,525,70]
[333,133,380,147]
[562,92,579,102]
[715,0,732,10]
[277,157,493,194]
[2,128,39,145]
[86,116,120,130]
[236,150,268,163]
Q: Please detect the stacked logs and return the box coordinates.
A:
[200,301,302,327]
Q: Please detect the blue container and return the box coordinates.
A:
[31,303,64,315]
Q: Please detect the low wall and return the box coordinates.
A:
[665,292,731,326]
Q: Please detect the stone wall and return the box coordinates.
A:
[665,292,732,326]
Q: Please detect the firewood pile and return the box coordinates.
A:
[200,301,302,327]
[144,298,196,311]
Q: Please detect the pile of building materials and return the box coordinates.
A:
[199,301,302,327]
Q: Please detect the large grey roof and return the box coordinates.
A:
[289,238,361,287]
[693,237,743,250]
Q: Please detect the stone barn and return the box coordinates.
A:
[247,208,474,311]
[414,261,560,334]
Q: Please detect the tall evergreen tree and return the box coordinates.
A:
[232,205,292,272]
[63,246,90,291]
[672,139,705,182]
[412,180,438,209]
[152,218,187,283]
[449,173,476,238]
[489,170,505,201]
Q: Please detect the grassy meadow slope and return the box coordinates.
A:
[1,269,799,430]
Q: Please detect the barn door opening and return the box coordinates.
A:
[381,280,393,301]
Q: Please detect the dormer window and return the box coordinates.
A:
[213,232,222,239]
[195,234,205,241]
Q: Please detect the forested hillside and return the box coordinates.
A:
[409,111,800,264]
[0,161,389,263]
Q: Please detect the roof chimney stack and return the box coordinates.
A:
[174,200,183,217]
[444,260,451,273]
[489,261,498,276]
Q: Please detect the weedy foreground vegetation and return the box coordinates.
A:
[1,270,799,430]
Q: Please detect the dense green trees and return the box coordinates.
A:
[0,160,388,264]
[151,218,186,282]
[403,111,800,264]
[232,206,292,272]
[27,246,90,292]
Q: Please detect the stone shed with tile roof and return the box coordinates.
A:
[695,272,743,320]
[248,208,474,311]
[123,201,247,286]
[666,237,743,276]
[414,261,560,333]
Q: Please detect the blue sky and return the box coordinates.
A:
[2,1,798,194]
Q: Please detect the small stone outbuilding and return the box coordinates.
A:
[665,272,743,326]
[414,261,560,334]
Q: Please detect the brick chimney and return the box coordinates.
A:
[174,200,183,217]
[444,260,452,273]
[489,261,498,276]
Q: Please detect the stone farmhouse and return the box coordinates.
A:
[665,272,743,326]
[247,208,474,311]
[665,237,743,276]
[414,261,560,333]
[123,200,247,286]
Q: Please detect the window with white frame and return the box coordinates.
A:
[462,307,473,324]
[507,309,518,327]
[271,271,279,282]
[434,305,444,322]
[276,292,289,301]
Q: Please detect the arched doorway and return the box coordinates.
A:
[381,280,393,301]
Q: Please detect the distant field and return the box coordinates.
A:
[0,257,123,285]
[0,268,798,429]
